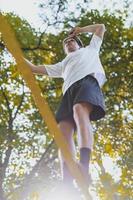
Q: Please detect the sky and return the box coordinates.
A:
[0,0,132,31]
[0,0,41,29]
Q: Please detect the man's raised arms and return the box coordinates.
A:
[69,24,106,40]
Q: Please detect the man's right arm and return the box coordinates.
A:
[24,58,48,75]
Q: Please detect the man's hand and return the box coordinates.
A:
[69,27,82,37]
[69,24,106,39]
[23,58,48,75]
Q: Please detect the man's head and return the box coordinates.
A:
[63,35,83,54]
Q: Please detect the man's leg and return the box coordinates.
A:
[73,102,94,179]
[58,119,76,185]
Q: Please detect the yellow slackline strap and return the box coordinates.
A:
[0,14,91,199]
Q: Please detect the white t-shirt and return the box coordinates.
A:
[45,34,107,95]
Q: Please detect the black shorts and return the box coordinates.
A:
[55,74,106,124]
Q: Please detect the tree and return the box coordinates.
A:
[0,7,132,200]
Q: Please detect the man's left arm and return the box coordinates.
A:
[69,24,106,39]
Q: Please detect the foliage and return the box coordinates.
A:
[0,4,132,200]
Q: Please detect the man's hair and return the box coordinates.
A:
[63,35,84,48]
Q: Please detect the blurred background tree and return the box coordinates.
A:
[0,0,133,199]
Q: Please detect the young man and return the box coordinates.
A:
[24,23,106,188]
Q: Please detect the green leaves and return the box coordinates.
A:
[0,8,132,200]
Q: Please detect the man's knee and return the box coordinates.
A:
[73,102,92,121]
[73,103,83,118]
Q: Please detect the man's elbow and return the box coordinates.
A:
[100,24,106,32]
[95,24,106,39]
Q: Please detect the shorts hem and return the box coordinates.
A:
[56,101,106,123]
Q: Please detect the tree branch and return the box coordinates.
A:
[1,86,12,122]
[22,46,52,51]
[12,83,25,121]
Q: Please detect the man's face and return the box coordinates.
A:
[64,37,80,54]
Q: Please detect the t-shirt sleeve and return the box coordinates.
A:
[45,62,63,78]
[88,34,103,52]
